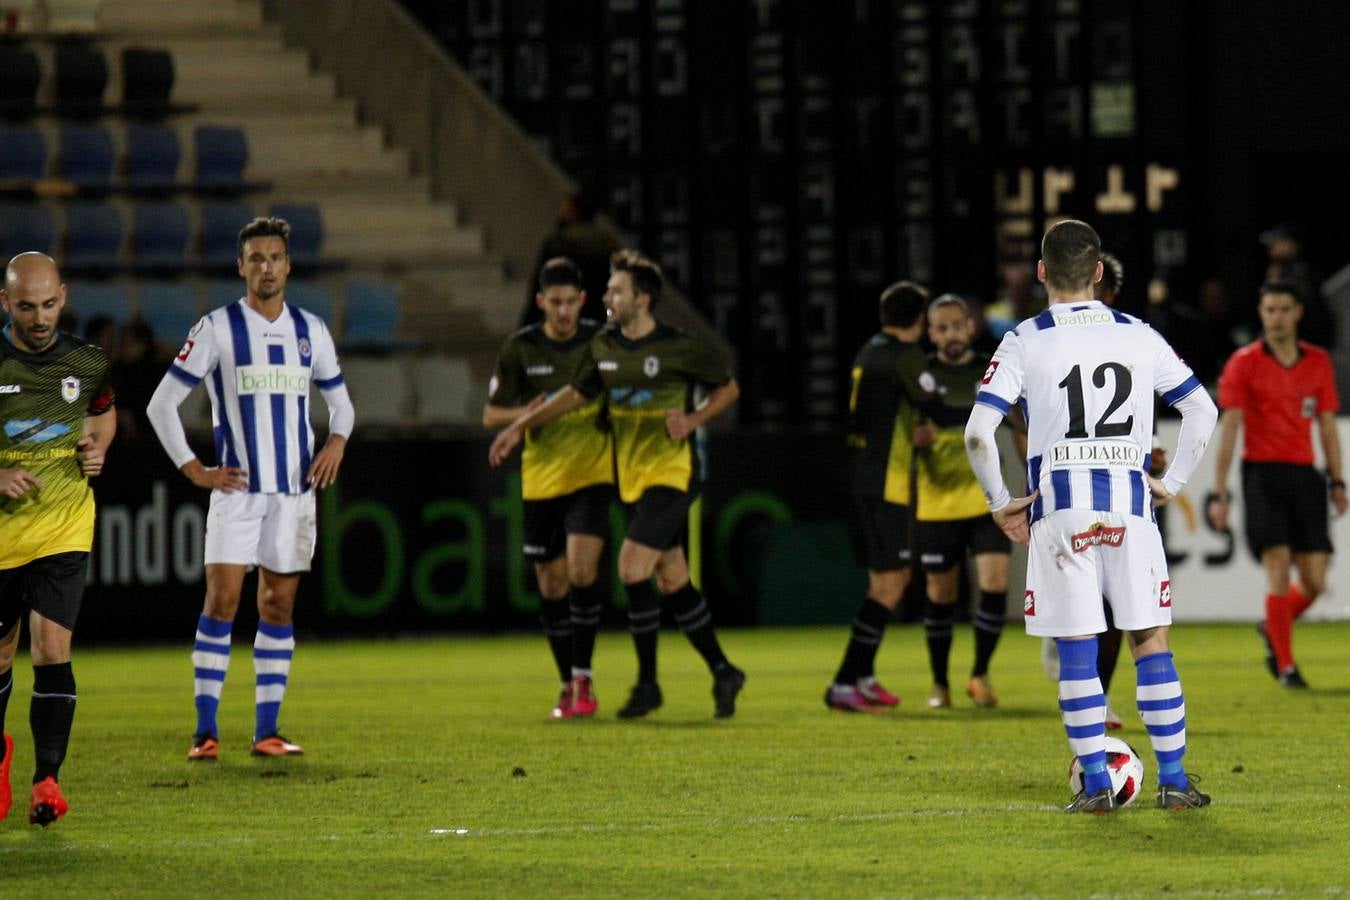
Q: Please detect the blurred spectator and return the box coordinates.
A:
[1185,277,1243,386]
[83,314,116,352]
[113,317,164,443]
[964,295,999,358]
[520,189,622,328]
[1261,222,1335,347]
[983,262,1044,340]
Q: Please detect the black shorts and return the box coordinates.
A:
[1241,461,1332,558]
[0,551,88,633]
[522,483,615,562]
[625,486,696,551]
[848,494,913,571]
[916,514,1009,572]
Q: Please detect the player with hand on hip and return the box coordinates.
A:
[964,220,1217,813]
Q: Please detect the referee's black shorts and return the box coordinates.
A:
[847,494,913,572]
[1241,461,1332,558]
[0,551,88,634]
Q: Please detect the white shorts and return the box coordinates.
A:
[204,490,317,573]
[1022,508,1172,637]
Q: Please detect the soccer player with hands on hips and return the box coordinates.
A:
[1208,280,1345,688]
[490,249,746,720]
[0,253,116,827]
[483,257,615,720]
[964,220,1218,813]
[147,217,355,762]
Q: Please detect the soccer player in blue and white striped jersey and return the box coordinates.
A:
[147,217,355,761]
[964,220,1217,813]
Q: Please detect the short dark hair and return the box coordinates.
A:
[1099,252,1124,295]
[879,280,929,328]
[1041,220,1101,292]
[927,293,969,319]
[237,217,291,259]
[610,249,663,309]
[1259,278,1303,303]
[538,256,584,292]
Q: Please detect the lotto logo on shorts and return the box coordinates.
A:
[1159,580,1172,608]
[982,360,999,384]
[1071,523,1126,553]
[1023,590,1035,616]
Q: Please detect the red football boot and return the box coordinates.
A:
[29,776,68,827]
[570,676,598,718]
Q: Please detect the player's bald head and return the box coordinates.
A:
[5,252,61,291]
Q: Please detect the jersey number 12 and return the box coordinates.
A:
[1058,362,1134,439]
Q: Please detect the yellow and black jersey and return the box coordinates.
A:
[847,333,930,505]
[0,331,114,568]
[572,324,731,503]
[488,320,613,501]
[916,353,989,521]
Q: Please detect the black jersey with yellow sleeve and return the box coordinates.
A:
[0,330,114,568]
[488,320,613,501]
[572,324,730,504]
[847,332,930,504]
[916,353,989,521]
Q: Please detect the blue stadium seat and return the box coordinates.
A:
[285,280,334,323]
[136,281,200,342]
[199,201,253,266]
[58,125,116,189]
[267,203,323,264]
[132,201,190,266]
[0,204,56,255]
[205,278,243,311]
[0,125,47,181]
[67,281,131,328]
[64,202,124,269]
[193,125,248,188]
[125,124,181,190]
[342,278,401,348]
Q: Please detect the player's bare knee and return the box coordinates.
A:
[535,568,570,600]
[567,565,600,590]
[202,587,240,621]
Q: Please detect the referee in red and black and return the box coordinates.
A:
[1208,279,1347,688]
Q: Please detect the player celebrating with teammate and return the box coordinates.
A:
[914,294,1012,709]
[1209,280,1345,688]
[0,253,116,826]
[491,250,746,719]
[484,257,614,719]
[147,217,355,760]
[964,220,1217,813]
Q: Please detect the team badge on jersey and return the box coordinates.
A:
[643,355,660,377]
[1158,580,1172,608]
[1023,589,1036,616]
[61,376,80,403]
[177,340,195,362]
[982,360,999,384]
[298,336,312,360]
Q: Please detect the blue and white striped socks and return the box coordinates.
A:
[1136,651,1189,789]
[1057,637,1111,796]
[253,621,295,741]
[192,615,232,737]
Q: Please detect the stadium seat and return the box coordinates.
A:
[125,124,181,189]
[58,124,116,189]
[53,41,109,117]
[67,281,131,327]
[0,44,41,118]
[411,355,474,423]
[64,201,124,269]
[267,202,323,264]
[0,203,56,255]
[337,356,412,426]
[0,124,47,180]
[199,201,253,266]
[194,125,249,189]
[120,47,175,117]
[285,280,334,323]
[131,201,190,267]
[341,278,401,349]
[205,278,242,310]
[136,281,200,342]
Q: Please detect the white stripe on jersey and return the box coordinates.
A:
[168,299,345,494]
[973,301,1202,523]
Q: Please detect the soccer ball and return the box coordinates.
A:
[1068,737,1146,807]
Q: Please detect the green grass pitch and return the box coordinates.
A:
[1,623,1347,897]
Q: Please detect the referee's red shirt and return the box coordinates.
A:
[1217,340,1338,464]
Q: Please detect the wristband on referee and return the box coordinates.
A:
[1331,479,1347,491]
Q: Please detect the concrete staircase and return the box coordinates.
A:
[92,0,524,421]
